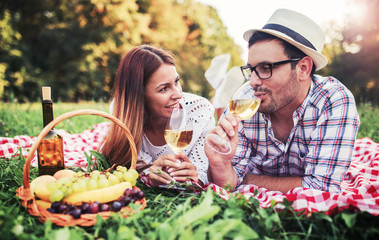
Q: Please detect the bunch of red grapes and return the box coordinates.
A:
[47,188,145,219]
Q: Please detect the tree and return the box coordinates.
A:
[322,0,379,104]
[0,0,242,102]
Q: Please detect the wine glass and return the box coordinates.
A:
[205,84,260,154]
[160,107,193,189]
[164,107,193,155]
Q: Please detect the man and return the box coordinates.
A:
[205,8,360,193]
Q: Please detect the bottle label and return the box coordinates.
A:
[37,135,64,167]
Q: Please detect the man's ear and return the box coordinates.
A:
[297,56,313,81]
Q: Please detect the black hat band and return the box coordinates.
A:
[263,23,316,51]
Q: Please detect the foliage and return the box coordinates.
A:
[319,0,379,105]
[356,103,379,142]
[1,155,379,239]
[0,102,379,239]
[0,0,243,103]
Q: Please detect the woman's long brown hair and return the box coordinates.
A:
[101,45,175,168]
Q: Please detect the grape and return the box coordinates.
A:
[98,178,110,188]
[128,169,139,179]
[71,208,82,219]
[114,171,124,181]
[60,185,69,196]
[66,187,73,196]
[87,179,98,190]
[51,201,60,210]
[108,174,120,185]
[47,182,58,193]
[57,177,71,187]
[47,208,56,213]
[116,166,127,173]
[117,194,126,202]
[91,170,101,180]
[98,175,107,181]
[123,171,134,183]
[100,204,110,212]
[136,191,145,200]
[49,190,64,202]
[81,202,89,213]
[72,182,81,193]
[75,171,85,178]
[112,201,123,212]
[77,180,87,192]
[88,202,99,213]
[122,196,132,206]
[58,204,68,213]
[130,188,139,197]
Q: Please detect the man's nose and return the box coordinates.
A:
[249,71,263,87]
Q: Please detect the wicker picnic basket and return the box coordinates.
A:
[16,109,146,226]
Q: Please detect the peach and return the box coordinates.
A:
[53,169,75,180]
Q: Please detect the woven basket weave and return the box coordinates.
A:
[16,109,146,226]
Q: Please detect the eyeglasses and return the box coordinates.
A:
[240,58,301,80]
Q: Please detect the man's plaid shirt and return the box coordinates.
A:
[230,75,360,192]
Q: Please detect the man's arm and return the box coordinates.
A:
[208,158,238,188]
[242,174,302,193]
[205,114,240,188]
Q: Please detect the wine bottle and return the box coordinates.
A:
[37,86,65,176]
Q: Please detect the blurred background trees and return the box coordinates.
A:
[0,0,378,105]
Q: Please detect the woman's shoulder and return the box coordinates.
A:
[181,92,214,117]
[182,92,212,107]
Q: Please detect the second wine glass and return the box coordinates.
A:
[164,107,193,154]
[205,83,260,154]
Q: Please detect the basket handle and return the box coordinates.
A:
[23,109,137,189]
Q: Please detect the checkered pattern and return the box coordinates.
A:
[1,123,378,215]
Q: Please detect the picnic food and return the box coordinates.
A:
[53,169,75,180]
[46,187,145,219]
[31,175,57,201]
[17,109,145,226]
[63,181,132,205]
[29,165,140,213]
[37,86,65,176]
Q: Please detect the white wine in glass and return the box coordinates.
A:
[229,98,261,120]
[205,84,260,154]
[164,129,193,154]
[164,107,193,154]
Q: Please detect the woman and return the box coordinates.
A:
[101,45,215,186]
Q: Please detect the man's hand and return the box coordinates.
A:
[205,114,240,188]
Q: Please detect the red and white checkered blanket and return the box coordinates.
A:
[1,122,378,215]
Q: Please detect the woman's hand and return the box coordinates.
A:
[168,152,199,183]
[148,154,181,186]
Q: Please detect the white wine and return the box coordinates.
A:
[164,129,193,153]
[37,86,65,176]
[230,99,261,120]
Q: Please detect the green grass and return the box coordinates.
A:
[356,103,379,142]
[0,102,110,138]
[0,102,379,239]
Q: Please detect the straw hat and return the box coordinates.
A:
[243,8,328,71]
[213,66,245,108]
[204,54,231,89]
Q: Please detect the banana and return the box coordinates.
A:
[63,181,132,205]
[35,199,52,210]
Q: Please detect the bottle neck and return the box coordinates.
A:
[42,100,54,127]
